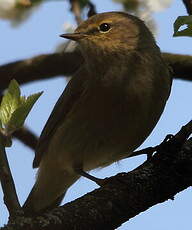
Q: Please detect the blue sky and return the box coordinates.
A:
[0,0,192,229]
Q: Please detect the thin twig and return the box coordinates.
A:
[13,127,38,150]
[182,0,192,14]
[87,2,97,18]
[70,0,82,25]
[0,134,21,217]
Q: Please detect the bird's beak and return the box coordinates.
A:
[60,33,86,41]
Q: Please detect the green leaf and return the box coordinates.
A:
[0,79,43,135]
[173,16,192,37]
[20,96,26,104]
[0,120,2,129]
[0,80,21,125]
[0,93,12,124]
[7,92,43,132]
[8,79,21,99]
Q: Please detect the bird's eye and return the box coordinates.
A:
[99,23,111,32]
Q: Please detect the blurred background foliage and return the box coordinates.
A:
[0,0,173,33]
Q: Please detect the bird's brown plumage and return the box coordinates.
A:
[23,11,171,214]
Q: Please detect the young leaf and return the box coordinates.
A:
[8,79,21,99]
[0,80,21,125]
[0,79,43,136]
[0,119,2,129]
[173,16,192,37]
[7,92,43,132]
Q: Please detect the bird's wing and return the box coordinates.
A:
[33,67,88,168]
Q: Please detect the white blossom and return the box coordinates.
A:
[145,0,173,12]
[0,0,40,26]
[0,0,16,11]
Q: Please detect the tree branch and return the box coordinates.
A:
[182,0,192,14]
[0,51,83,92]
[162,52,192,81]
[0,134,21,218]
[69,0,82,25]
[0,51,192,93]
[13,127,38,150]
[0,51,191,151]
[87,2,97,18]
[2,120,192,230]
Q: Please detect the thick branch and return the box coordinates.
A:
[2,121,192,230]
[162,52,192,81]
[0,51,83,92]
[0,134,21,217]
[0,51,191,93]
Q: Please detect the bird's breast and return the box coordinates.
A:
[48,63,170,172]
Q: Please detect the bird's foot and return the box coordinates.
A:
[129,134,175,161]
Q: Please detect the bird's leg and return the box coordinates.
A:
[74,168,107,186]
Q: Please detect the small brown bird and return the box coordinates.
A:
[23,11,171,213]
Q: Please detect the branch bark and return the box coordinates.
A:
[1,120,192,230]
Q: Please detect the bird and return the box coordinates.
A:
[23,11,171,214]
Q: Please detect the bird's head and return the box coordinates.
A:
[60,12,158,74]
[61,12,156,55]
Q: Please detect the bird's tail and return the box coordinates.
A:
[23,168,79,214]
